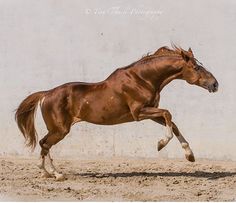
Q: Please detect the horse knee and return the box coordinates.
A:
[163,110,171,119]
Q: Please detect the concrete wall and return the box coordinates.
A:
[0,0,235,160]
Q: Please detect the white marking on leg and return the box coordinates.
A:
[166,125,173,139]
[172,127,195,162]
[163,125,174,145]
[182,143,193,157]
[158,125,174,151]
[47,153,65,181]
[37,156,52,178]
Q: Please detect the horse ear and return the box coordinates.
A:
[188,47,194,58]
[181,51,190,62]
[188,47,193,53]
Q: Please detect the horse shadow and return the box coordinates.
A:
[76,171,236,180]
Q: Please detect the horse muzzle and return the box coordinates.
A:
[208,81,218,93]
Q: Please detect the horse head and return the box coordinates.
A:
[180,47,218,93]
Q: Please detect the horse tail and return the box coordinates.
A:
[15,91,47,150]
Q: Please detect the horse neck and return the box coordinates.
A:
[135,57,184,92]
[158,66,183,91]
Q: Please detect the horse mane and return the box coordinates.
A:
[137,44,186,64]
[123,44,190,69]
[153,46,180,56]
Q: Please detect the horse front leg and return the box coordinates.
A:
[138,107,174,151]
[172,122,195,162]
[152,118,195,162]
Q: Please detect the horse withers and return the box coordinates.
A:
[15,45,218,180]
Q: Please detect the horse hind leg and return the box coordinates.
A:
[37,152,52,178]
[47,152,65,181]
[37,151,64,180]
[39,126,70,181]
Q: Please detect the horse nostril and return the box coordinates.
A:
[212,81,218,92]
[213,82,218,89]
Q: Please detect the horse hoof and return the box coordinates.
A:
[185,153,195,162]
[55,173,65,181]
[157,140,165,151]
[41,171,52,178]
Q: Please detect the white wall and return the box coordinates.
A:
[0,0,235,160]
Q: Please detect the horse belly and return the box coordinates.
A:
[79,94,134,125]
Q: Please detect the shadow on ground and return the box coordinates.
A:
[76,171,236,180]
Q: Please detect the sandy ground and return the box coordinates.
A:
[0,156,236,201]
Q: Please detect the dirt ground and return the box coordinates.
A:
[0,156,236,201]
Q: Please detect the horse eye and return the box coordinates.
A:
[195,66,200,71]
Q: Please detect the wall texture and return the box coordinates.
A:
[0,0,235,160]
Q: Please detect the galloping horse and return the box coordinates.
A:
[15,45,218,180]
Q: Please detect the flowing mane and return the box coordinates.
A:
[154,46,180,56]
[129,45,187,67]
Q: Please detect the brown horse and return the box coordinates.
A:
[15,45,218,180]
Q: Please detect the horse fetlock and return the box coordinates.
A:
[41,171,53,178]
[48,168,56,174]
[54,172,65,181]
[157,139,166,151]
